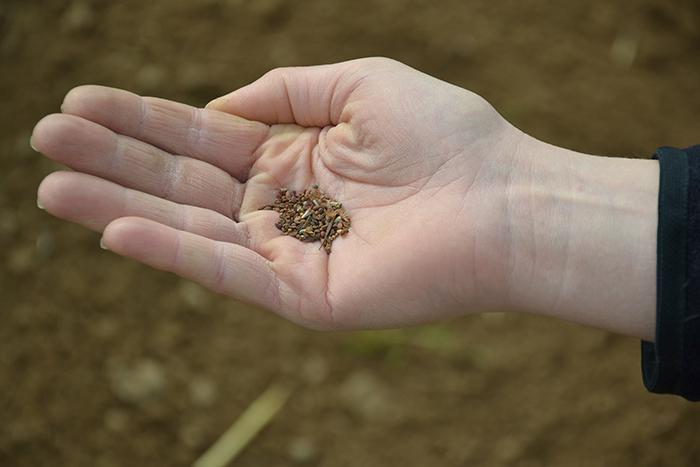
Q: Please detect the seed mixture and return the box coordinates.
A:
[258,186,351,254]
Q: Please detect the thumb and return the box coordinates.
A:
[205,58,379,127]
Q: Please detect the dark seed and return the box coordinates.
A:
[259,186,351,254]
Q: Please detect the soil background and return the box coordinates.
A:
[2,0,700,466]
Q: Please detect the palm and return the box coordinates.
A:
[34,58,519,330]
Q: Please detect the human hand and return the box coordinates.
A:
[32,57,530,331]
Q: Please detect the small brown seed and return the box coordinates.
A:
[259,187,351,254]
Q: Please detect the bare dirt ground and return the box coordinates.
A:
[2,0,700,466]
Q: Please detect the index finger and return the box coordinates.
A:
[61,85,270,181]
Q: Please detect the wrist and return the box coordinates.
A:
[504,136,659,340]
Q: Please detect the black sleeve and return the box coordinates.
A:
[642,144,700,401]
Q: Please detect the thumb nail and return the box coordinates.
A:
[37,198,44,210]
[99,237,109,250]
[205,97,223,109]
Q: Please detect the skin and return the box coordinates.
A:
[32,57,659,340]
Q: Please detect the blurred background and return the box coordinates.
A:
[1,0,700,466]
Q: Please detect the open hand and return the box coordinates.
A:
[33,58,525,330]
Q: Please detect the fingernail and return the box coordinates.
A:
[205,97,222,109]
[99,237,109,250]
[37,198,44,210]
[29,135,38,152]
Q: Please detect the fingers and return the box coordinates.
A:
[102,217,279,312]
[32,113,244,218]
[59,85,269,180]
[206,58,392,127]
[38,171,249,245]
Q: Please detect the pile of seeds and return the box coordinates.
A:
[259,186,351,254]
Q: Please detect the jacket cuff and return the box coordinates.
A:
[642,145,700,401]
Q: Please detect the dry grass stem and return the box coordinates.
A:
[192,380,293,467]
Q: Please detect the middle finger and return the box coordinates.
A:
[33,113,244,218]
[60,85,270,181]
